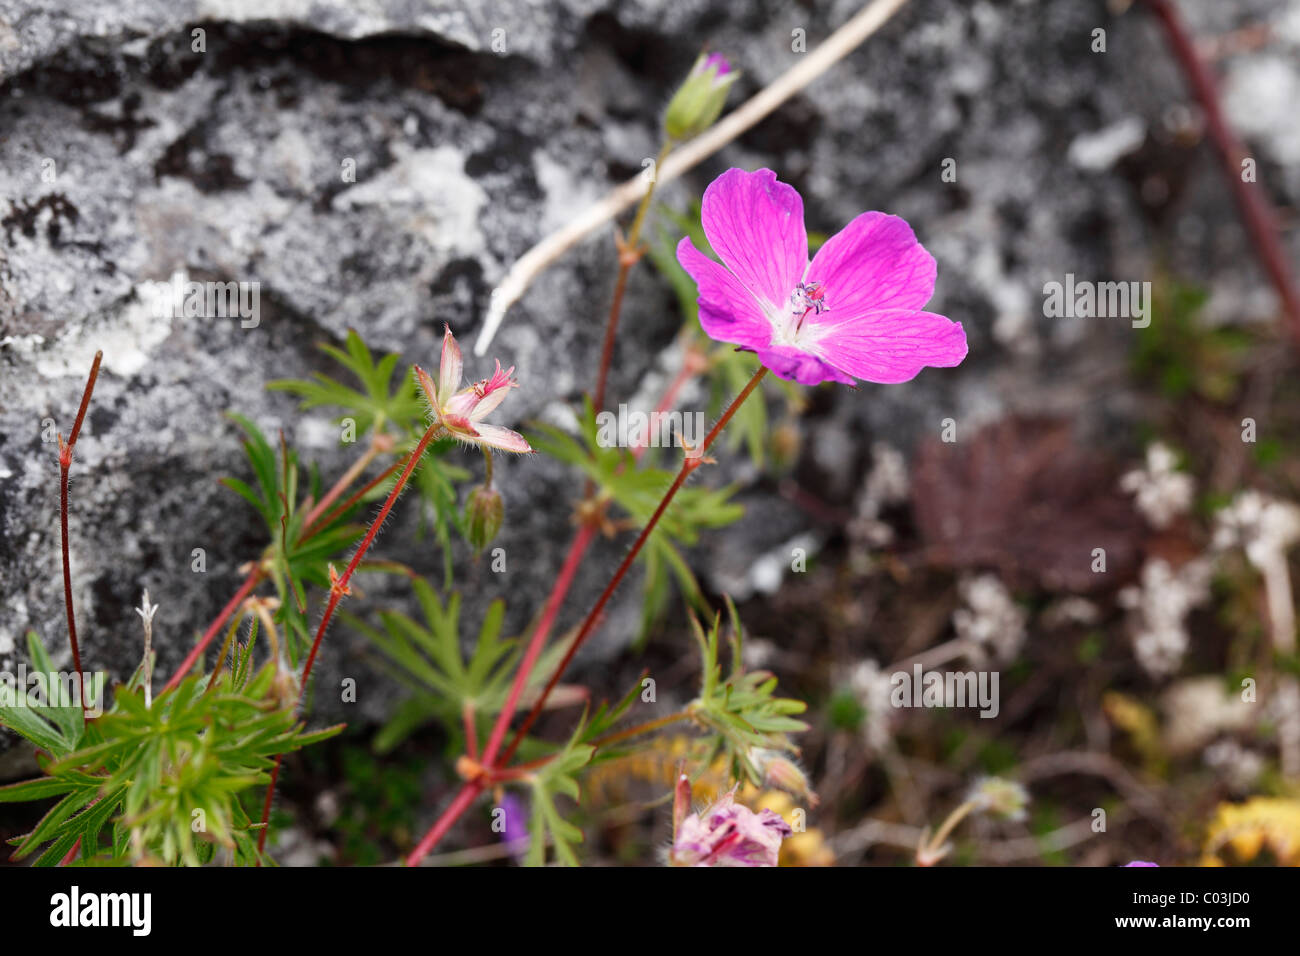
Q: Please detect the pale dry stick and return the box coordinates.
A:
[1258,555,1300,777]
[833,813,1115,864]
[135,590,159,709]
[473,0,913,356]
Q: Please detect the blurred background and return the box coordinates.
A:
[3,0,1300,865]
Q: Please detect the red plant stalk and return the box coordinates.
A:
[57,350,102,712]
[257,419,445,854]
[477,348,708,767]
[406,367,768,864]
[164,430,407,692]
[478,522,598,767]
[592,142,672,413]
[160,568,263,693]
[1140,0,1300,346]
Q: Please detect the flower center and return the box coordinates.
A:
[789,281,828,316]
[771,282,830,351]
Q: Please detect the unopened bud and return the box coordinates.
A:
[664,52,739,142]
[465,485,505,553]
[750,748,819,807]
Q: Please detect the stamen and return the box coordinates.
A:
[790,281,828,315]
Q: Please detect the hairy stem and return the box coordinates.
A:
[258,420,445,856]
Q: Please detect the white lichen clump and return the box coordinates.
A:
[1212,490,1300,568]
[1203,739,1264,794]
[850,659,897,753]
[1119,558,1213,679]
[851,442,909,547]
[1120,442,1193,529]
[952,574,1027,664]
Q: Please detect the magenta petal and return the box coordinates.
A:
[755,345,855,387]
[700,168,807,312]
[806,212,937,319]
[814,309,967,384]
[677,236,773,348]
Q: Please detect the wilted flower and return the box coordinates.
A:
[670,789,792,867]
[677,168,967,386]
[415,325,532,454]
[664,51,739,141]
[967,777,1029,822]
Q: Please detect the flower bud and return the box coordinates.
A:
[750,748,819,807]
[664,52,739,142]
[464,485,504,553]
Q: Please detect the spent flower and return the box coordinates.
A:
[415,325,532,455]
[670,789,792,867]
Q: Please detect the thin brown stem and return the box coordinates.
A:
[592,141,673,414]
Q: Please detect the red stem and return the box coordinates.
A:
[1140,0,1300,346]
[405,367,768,864]
[160,569,262,693]
[58,350,102,710]
[258,420,444,856]
[405,781,483,867]
[301,456,405,541]
[479,523,598,767]
[593,262,633,414]
[502,367,766,762]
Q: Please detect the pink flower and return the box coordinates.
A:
[415,325,532,454]
[670,790,792,867]
[677,168,967,386]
